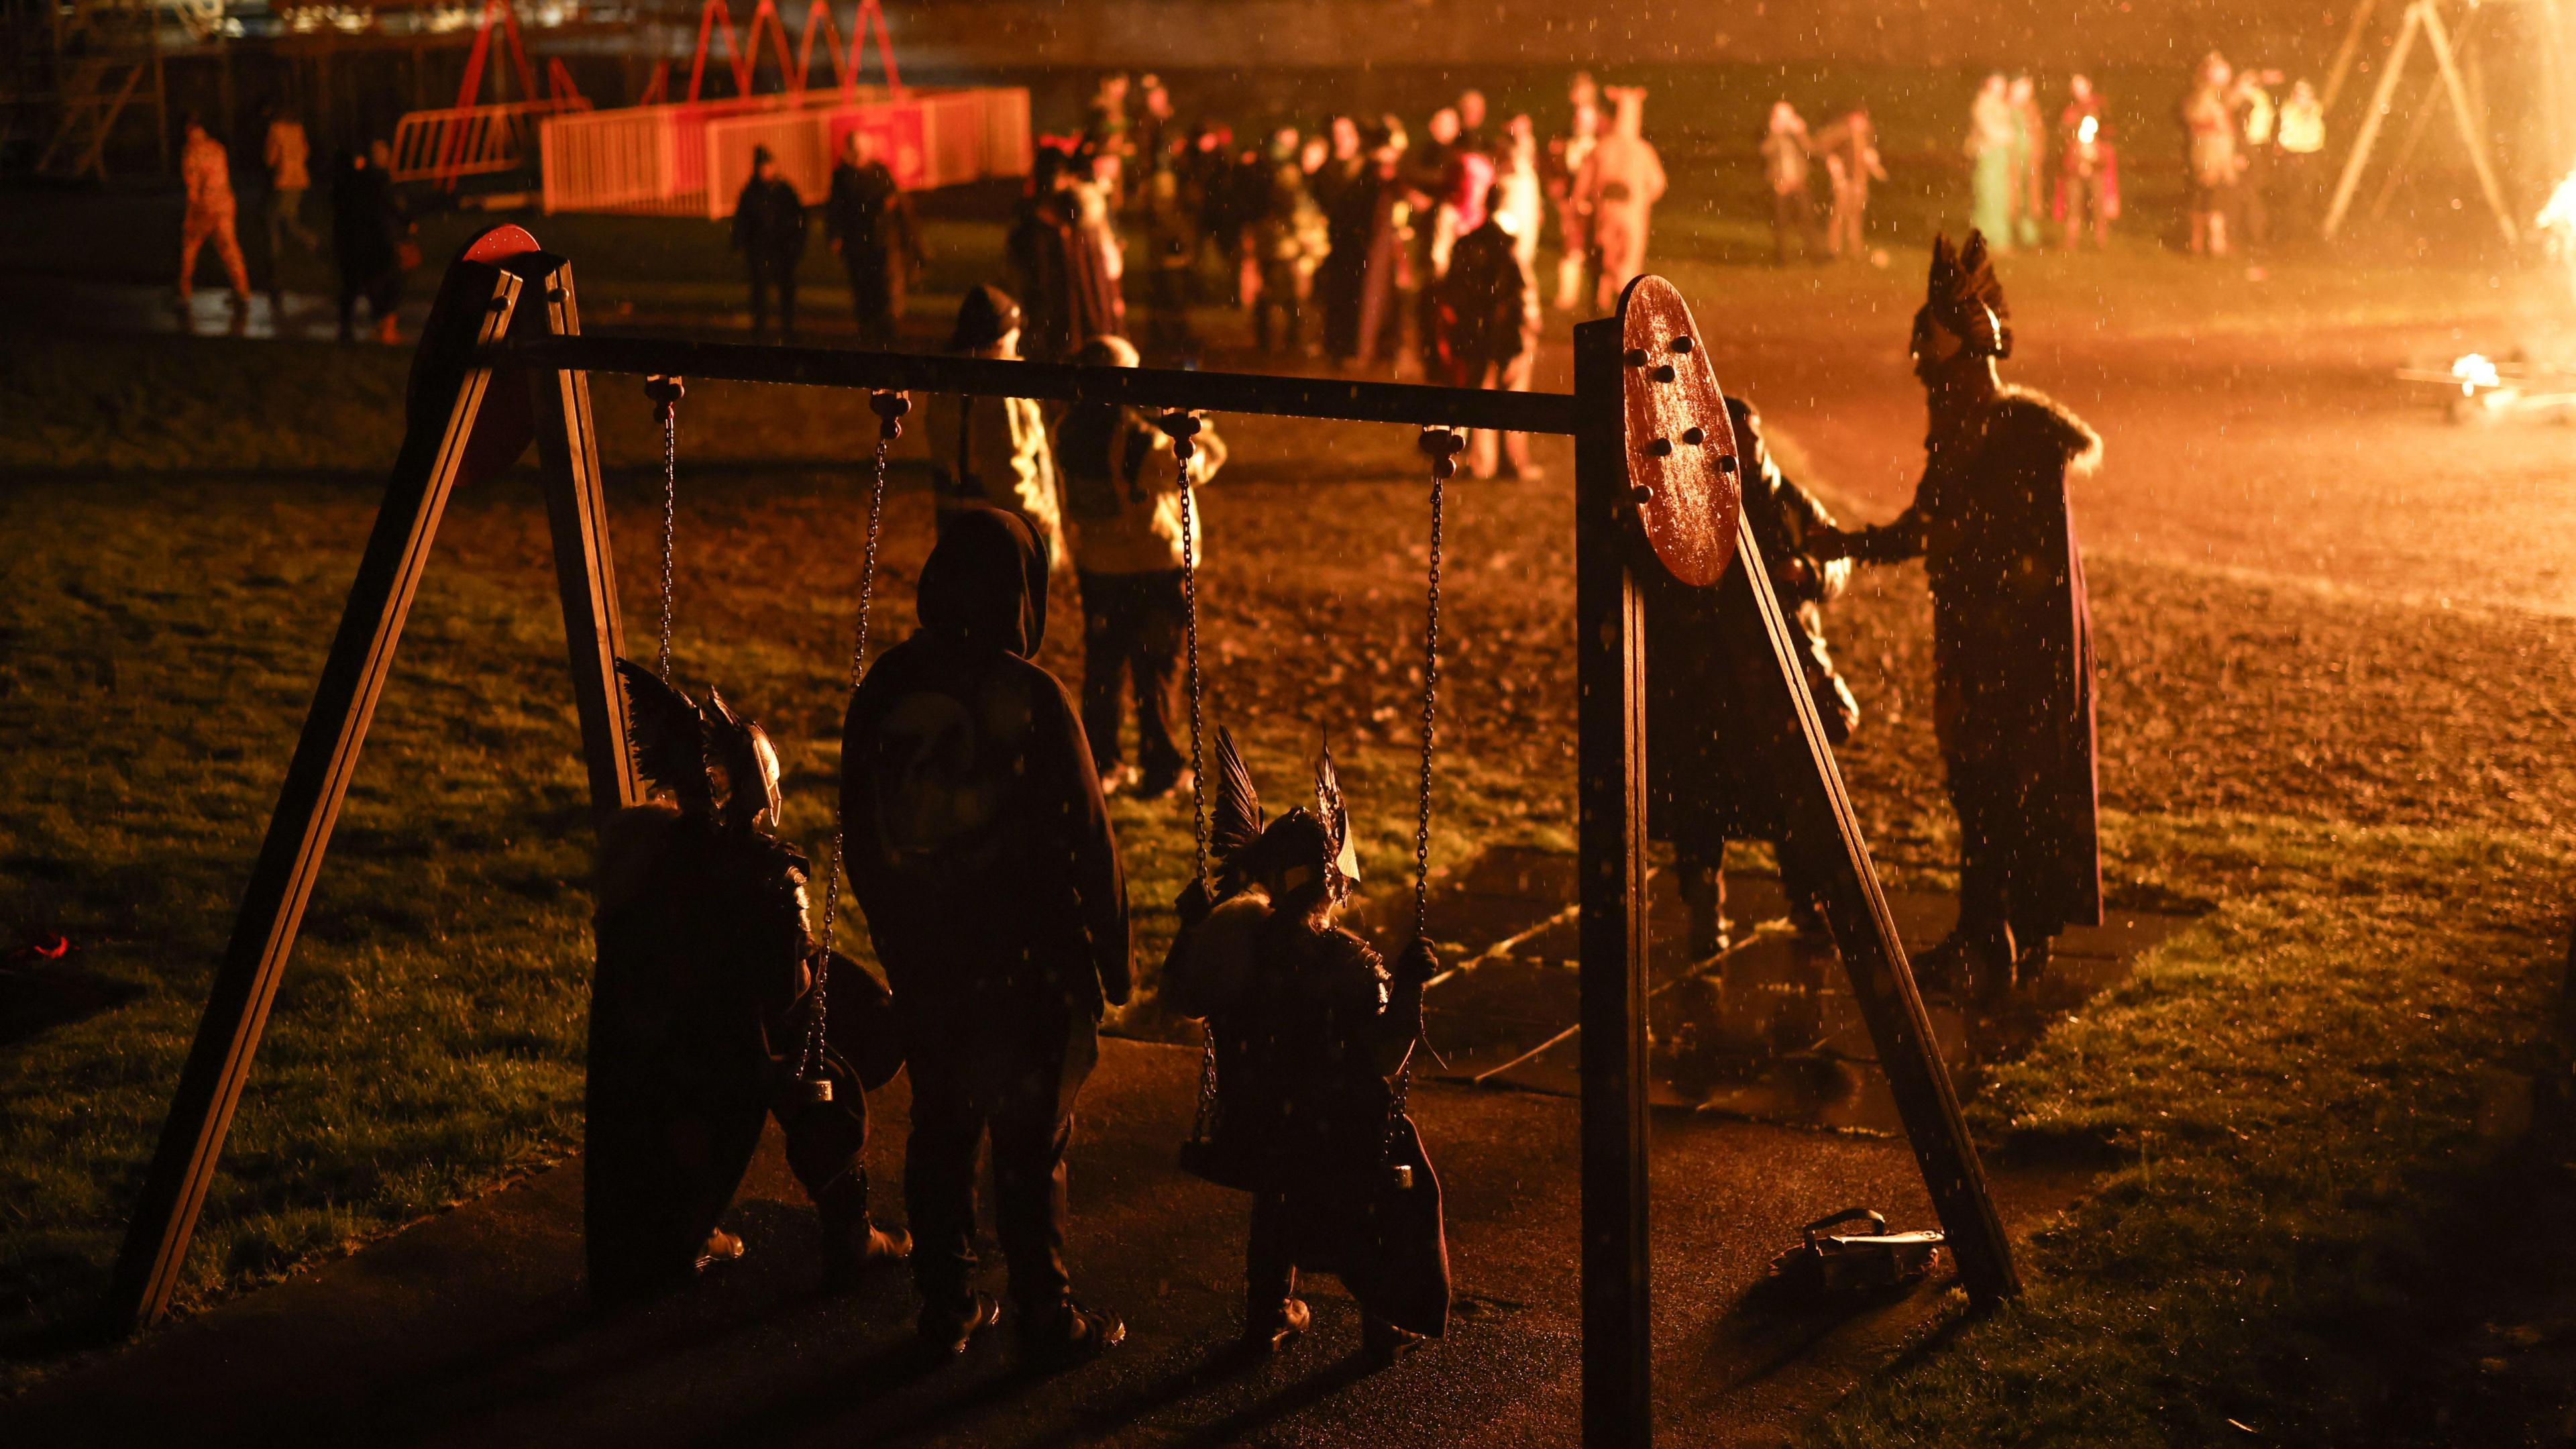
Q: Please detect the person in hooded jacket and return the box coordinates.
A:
[1641,397,1860,960]
[923,286,1066,566]
[841,507,1131,1366]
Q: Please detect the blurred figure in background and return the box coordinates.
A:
[1550,82,1603,309]
[826,129,920,348]
[1131,75,1175,187]
[1495,114,1546,274]
[1813,103,1886,262]
[1572,87,1665,311]
[2274,79,2326,239]
[178,115,252,312]
[1083,73,1132,206]
[2009,74,2046,248]
[1010,148,1124,361]
[2182,53,2240,256]
[2229,66,2283,255]
[731,145,808,339]
[262,103,317,306]
[1250,128,1328,357]
[1346,128,1413,371]
[1432,183,1541,481]
[1456,87,1491,154]
[331,140,407,343]
[1761,99,1819,266]
[1055,334,1228,800]
[1967,74,2018,248]
[1136,161,1204,361]
[2054,77,2121,249]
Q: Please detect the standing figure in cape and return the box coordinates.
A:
[1642,396,1860,960]
[1813,231,2102,988]
[841,508,1132,1366]
[1163,731,1450,1360]
[586,663,908,1308]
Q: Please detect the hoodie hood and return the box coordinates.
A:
[917,506,1049,656]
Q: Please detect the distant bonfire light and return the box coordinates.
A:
[2451,352,2502,396]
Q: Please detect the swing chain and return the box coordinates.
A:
[1159,409,1224,1149]
[1163,410,1210,884]
[1412,427,1460,940]
[800,390,909,1098]
[646,376,687,684]
[1390,426,1460,1161]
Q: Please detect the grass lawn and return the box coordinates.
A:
[3,233,2573,1438]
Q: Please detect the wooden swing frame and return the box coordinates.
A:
[107,227,2018,1446]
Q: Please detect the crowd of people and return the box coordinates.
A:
[977,71,1670,421]
[2177,52,2328,259]
[1932,58,2325,260]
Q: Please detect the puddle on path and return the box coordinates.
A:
[1351,846,2192,1135]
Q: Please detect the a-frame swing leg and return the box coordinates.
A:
[1718,525,2023,1307]
[520,257,643,818]
[108,257,534,1333]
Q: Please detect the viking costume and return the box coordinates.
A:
[1829,233,2102,983]
[1643,397,1859,957]
[586,663,906,1307]
[840,507,1132,1362]
[1165,731,1450,1357]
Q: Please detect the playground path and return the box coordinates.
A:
[4,861,2159,1448]
[2,1041,2096,1449]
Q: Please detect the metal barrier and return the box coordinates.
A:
[390,97,592,189]
[542,86,1029,217]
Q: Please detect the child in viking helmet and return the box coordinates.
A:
[1164,729,1450,1359]
[586,661,908,1306]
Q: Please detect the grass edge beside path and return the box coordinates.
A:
[1811,813,2575,1448]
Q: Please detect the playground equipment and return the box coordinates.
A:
[109,227,2018,1445]
[382,0,1028,211]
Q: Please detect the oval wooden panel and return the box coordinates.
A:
[1619,275,1741,588]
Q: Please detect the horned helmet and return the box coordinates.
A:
[1207,726,1362,913]
[616,658,784,836]
[1913,230,2012,377]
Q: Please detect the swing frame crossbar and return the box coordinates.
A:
[108,231,2017,1448]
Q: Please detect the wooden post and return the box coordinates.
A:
[2322,0,2381,115]
[2420,2,2521,245]
[2326,0,2426,238]
[107,254,531,1334]
[1718,523,2023,1307]
[520,258,641,819]
[1573,313,1653,1447]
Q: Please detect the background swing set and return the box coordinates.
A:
[107,224,2022,1446]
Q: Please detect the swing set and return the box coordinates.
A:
[107,225,2021,1446]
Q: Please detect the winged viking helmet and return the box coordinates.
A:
[1915,230,2012,364]
[1206,726,1362,908]
[615,658,784,836]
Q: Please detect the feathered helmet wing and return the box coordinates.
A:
[615,658,781,834]
[1917,230,2012,361]
[1210,728,1360,905]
